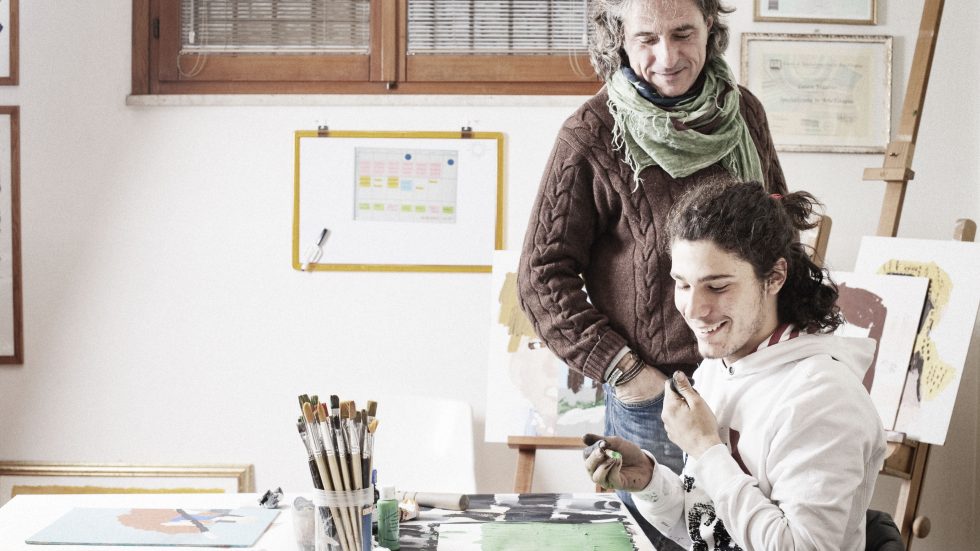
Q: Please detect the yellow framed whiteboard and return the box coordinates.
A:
[293,130,504,273]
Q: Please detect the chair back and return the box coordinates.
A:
[370,395,476,494]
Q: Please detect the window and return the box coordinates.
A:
[133,0,601,95]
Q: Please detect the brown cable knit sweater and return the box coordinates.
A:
[518,86,787,382]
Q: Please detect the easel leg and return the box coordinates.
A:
[895,442,931,550]
[514,449,536,493]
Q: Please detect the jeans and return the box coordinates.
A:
[605,383,685,551]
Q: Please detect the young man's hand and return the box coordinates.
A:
[582,434,654,491]
[662,372,723,459]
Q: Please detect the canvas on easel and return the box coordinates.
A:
[854,237,980,446]
[831,271,929,430]
[486,250,604,443]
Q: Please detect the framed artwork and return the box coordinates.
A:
[741,33,892,153]
[293,130,504,273]
[855,237,980,445]
[0,0,18,85]
[0,105,20,363]
[484,250,604,443]
[0,462,255,507]
[754,0,877,25]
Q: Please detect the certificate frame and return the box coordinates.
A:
[754,0,877,25]
[741,33,892,153]
[0,462,255,507]
[0,0,18,85]
[0,105,21,363]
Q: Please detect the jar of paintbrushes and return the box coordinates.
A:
[297,394,380,551]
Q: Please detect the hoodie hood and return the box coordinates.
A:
[729,333,876,383]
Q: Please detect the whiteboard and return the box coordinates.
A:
[293,130,503,272]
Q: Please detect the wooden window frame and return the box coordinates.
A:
[132,0,601,95]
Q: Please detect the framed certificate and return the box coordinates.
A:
[754,0,877,25]
[741,33,892,153]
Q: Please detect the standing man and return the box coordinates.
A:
[517,1,785,547]
[585,180,887,549]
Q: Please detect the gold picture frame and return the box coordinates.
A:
[754,0,877,25]
[741,33,892,153]
[0,462,255,507]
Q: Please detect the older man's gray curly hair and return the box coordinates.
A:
[588,0,734,81]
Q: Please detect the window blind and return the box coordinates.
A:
[180,0,371,54]
[407,0,589,55]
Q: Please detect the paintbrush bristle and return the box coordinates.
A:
[367,401,377,417]
[302,401,315,423]
[315,403,327,423]
[368,419,379,433]
[311,395,320,408]
[354,411,362,423]
[296,416,306,433]
[340,401,351,419]
[330,395,340,409]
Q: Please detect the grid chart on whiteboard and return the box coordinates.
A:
[353,147,460,224]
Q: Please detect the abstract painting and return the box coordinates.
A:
[830,271,928,429]
[855,236,980,444]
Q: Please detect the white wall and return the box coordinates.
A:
[0,1,976,548]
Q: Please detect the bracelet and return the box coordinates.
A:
[613,352,645,386]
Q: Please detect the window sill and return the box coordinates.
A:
[125,94,592,108]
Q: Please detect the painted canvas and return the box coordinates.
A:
[484,251,604,443]
[399,493,648,550]
[26,507,279,547]
[830,271,928,429]
[855,236,980,445]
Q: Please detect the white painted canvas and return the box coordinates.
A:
[855,236,980,445]
[830,271,928,430]
[484,251,604,443]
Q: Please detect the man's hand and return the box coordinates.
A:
[662,372,723,459]
[614,362,668,404]
[582,433,654,491]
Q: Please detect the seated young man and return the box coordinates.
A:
[585,180,886,550]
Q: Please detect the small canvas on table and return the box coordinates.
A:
[26,507,279,547]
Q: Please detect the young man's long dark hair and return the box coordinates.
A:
[665,179,843,332]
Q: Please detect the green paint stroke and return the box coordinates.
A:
[458,522,633,551]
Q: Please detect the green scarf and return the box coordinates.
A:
[607,56,764,186]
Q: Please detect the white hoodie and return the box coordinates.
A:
[632,332,887,550]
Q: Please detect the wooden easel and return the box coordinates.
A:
[863,1,948,548]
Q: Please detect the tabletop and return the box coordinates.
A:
[0,492,654,550]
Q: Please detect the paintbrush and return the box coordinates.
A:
[301,399,354,551]
[347,408,367,550]
[358,409,369,488]
[336,402,362,551]
[296,416,323,491]
[319,404,361,551]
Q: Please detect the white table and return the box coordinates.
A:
[0,493,298,551]
[0,492,655,550]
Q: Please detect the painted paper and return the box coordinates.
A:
[26,507,279,547]
[855,237,980,444]
[830,271,928,429]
